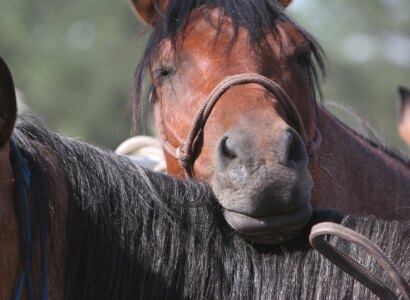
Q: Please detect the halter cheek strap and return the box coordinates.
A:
[157,73,322,177]
[310,222,410,300]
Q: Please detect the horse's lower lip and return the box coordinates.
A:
[222,203,312,236]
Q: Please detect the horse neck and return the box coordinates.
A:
[314,106,410,220]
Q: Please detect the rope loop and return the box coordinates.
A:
[157,73,321,177]
[310,222,410,300]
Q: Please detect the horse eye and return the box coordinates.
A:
[154,66,176,83]
[296,50,312,68]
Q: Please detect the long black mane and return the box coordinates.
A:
[132,0,326,126]
[10,115,410,299]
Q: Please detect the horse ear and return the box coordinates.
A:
[399,86,410,108]
[129,0,169,25]
[398,86,410,146]
[0,57,17,148]
[279,0,293,8]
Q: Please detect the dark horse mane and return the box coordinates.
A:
[11,115,410,299]
[337,116,410,167]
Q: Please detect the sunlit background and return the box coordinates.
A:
[1,0,409,152]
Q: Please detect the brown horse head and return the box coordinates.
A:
[132,0,326,244]
[399,86,410,146]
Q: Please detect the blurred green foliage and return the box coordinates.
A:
[0,0,145,148]
[290,0,410,152]
[0,0,409,152]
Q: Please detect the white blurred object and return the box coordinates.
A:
[115,136,166,172]
[16,88,30,112]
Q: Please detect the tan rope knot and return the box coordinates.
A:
[176,147,191,164]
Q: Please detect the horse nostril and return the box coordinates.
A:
[216,135,239,171]
[280,129,308,168]
[220,136,237,159]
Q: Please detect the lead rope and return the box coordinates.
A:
[309,222,410,300]
[157,73,322,177]
[10,140,48,300]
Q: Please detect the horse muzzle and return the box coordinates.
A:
[212,125,313,244]
[157,73,318,244]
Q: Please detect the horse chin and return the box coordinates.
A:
[222,202,312,245]
[211,164,313,244]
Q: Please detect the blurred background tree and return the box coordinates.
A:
[0,0,144,147]
[0,0,409,152]
[291,0,410,152]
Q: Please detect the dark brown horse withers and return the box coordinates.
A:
[131,0,410,243]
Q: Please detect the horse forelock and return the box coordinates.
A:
[132,0,327,130]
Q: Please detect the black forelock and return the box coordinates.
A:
[132,0,327,130]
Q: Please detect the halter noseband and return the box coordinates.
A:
[158,73,322,177]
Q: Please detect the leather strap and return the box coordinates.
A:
[309,222,410,300]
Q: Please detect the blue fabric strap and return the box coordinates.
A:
[10,140,48,300]
[39,181,48,300]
